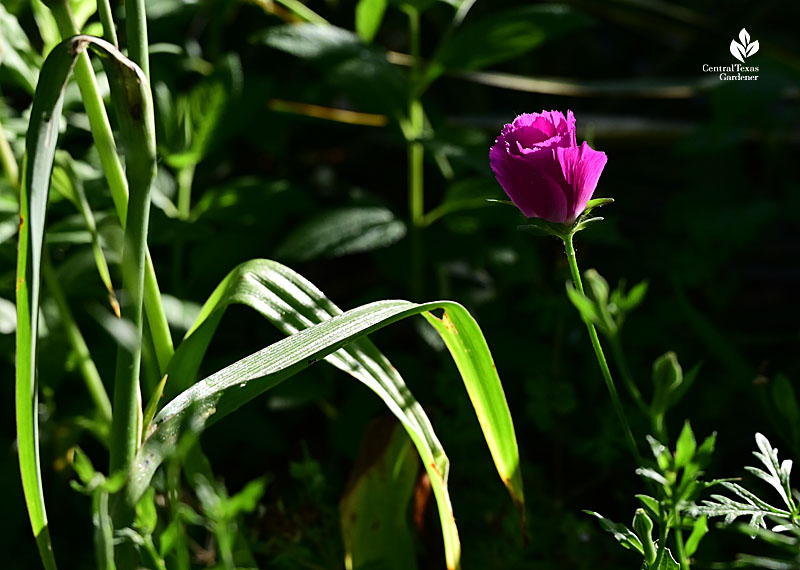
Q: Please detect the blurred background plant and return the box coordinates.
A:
[1,0,798,568]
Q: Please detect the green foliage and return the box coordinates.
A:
[275,207,407,262]
[4,0,796,568]
[340,418,419,570]
[591,422,718,568]
[355,0,389,43]
[698,433,799,532]
[424,4,593,85]
[0,4,41,93]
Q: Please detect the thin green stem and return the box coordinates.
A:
[563,233,640,463]
[48,0,174,373]
[653,520,670,569]
[674,525,690,569]
[50,0,128,218]
[406,7,424,299]
[96,0,119,47]
[608,335,647,413]
[176,164,195,220]
[125,0,150,79]
[108,62,157,479]
[43,255,113,426]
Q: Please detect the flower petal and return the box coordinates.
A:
[557,141,608,224]
[490,142,567,223]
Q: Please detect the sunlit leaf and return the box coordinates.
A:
[133,286,522,570]
[584,511,644,554]
[17,34,152,570]
[356,0,388,43]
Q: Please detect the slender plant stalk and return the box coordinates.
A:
[43,255,113,426]
[176,165,195,220]
[49,1,127,218]
[108,60,157,478]
[653,520,670,569]
[674,525,690,569]
[125,0,150,79]
[48,0,174,373]
[563,233,640,462]
[96,0,119,46]
[608,335,647,413]
[406,7,424,299]
[0,119,19,189]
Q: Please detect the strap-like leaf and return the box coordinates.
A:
[17,35,152,570]
[129,291,522,570]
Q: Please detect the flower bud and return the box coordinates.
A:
[489,110,607,226]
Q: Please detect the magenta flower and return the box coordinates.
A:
[490,110,608,226]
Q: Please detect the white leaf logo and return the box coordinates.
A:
[730,28,758,63]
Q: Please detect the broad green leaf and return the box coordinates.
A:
[356,0,388,43]
[275,207,407,262]
[423,5,592,86]
[131,292,522,570]
[341,418,419,570]
[17,34,152,570]
[258,23,406,116]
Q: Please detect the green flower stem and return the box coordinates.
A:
[125,0,150,79]
[608,335,648,414]
[177,164,195,220]
[43,254,113,426]
[49,0,174,373]
[653,521,670,569]
[406,6,424,299]
[97,0,119,46]
[563,232,640,462]
[674,525,690,569]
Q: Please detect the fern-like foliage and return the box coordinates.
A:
[697,433,799,533]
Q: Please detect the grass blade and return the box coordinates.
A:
[164,259,461,564]
[17,34,153,569]
[128,288,522,569]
